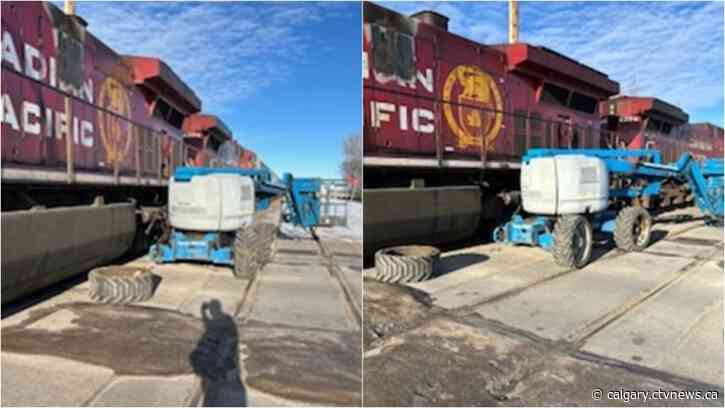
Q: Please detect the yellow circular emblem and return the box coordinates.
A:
[97,77,133,165]
[442,65,504,150]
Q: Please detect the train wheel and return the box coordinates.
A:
[614,207,652,252]
[233,226,258,280]
[552,215,593,269]
[374,245,440,283]
[89,266,155,304]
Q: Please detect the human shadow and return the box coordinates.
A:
[189,299,247,407]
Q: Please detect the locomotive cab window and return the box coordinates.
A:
[540,84,598,115]
[370,24,415,81]
[660,122,673,135]
[646,118,663,132]
[569,92,597,114]
[168,109,184,129]
[153,99,171,121]
[540,83,570,107]
[152,98,184,130]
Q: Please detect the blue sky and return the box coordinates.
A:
[383,1,724,127]
[74,1,361,178]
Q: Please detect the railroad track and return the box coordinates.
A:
[367,215,720,352]
[236,229,361,331]
[451,220,707,319]
[316,234,363,327]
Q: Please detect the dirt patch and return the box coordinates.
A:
[363,281,723,406]
[2,302,206,375]
[3,304,362,405]
[239,321,361,406]
[364,316,721,406]
[363,278,441,349]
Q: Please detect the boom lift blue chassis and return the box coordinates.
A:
[493,149,724,268]
[150,167,322,266]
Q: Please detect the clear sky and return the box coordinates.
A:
[382,1,724,127]
[74,1,361,179]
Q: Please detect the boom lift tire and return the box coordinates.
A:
[89,266,155,304]
[374,245,440,283]
[614,206,653,252]
[233,226,258,279]
[255,222,278,267]
[552,215,593,269]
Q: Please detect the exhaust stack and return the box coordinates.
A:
[509,0,519,43]
[410,10,449,31]
[64,0,75,15]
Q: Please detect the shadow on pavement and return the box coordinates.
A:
[436,253,489,277]
[190,299,246,407]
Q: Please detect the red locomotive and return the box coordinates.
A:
[363,2,620,254]
[685,122,724,161]
[1,1,260,303]
[600,96,724,162]
[1,2,260,209]
[362,2,723,255]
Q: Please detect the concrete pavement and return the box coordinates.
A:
[2,230,362,406]
[364,206,724,405]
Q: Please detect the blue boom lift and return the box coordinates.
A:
[493,149,724,268]
[149,166,323,278]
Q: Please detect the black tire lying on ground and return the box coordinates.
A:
[614,206,653,252]
[374,245,441,283]
[89,266,155,304]
[233,226,258,280]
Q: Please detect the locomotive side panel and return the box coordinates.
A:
[363,5,512,163]
[688,123,725,160]
[1,1,189,184]
[363,2,618,171]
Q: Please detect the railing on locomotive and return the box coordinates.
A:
[365,90,619,158]
[1,63,198,182]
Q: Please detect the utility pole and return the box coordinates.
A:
[509,0,519,44]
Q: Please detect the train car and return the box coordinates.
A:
[182,113,233,167]
[599,96,690,163]
[687,122,724,161]
[239,147,258,169]
[0,1,239,303]
[363,2,619,255]
[599,96,724,207]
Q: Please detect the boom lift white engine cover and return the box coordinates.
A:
[521,155,609,215]
[169,174,255,231]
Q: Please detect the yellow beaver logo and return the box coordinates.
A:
[443,65,503,149]
[97,77,133,166]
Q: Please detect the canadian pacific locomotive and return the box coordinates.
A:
[363,1,723,256]
[1,1,265,303]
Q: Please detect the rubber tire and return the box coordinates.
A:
[89,266,154,304]
[374,245,440,283]
[552,215,593,269]
[233,226,258,279]
[614,206,653,252]
[255,222,278,268]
